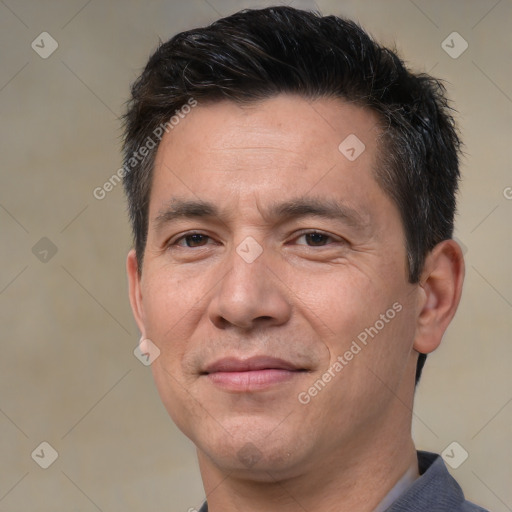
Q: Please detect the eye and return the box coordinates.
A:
[171,232,212,248]
[294,231,340,247]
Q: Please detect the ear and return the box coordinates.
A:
[126,249,146,337]
[413,239,465,355]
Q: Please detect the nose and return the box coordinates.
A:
[207,240,292,331]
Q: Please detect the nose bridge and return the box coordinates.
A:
[235,235,265,266]
[226,234,271,303]
[208,235,291,329]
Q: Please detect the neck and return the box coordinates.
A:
[197,422,418,512]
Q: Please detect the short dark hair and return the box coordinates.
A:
[122,6,461,384]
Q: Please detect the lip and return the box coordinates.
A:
[204,356,301,373]
[202,356,307,392]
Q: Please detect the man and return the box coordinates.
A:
[122,6,489,511]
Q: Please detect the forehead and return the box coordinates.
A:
[150,95,388,223]
[156,95,380,165]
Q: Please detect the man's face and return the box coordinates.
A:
[128,95,422,478]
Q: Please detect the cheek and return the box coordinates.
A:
[343,295,417,398]
[150,357,205,438]
[142,272,207,430]
[314,273,388,337]
[314,266,414,379]
[141,271,200,363]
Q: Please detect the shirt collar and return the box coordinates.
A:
[372,458,420,512]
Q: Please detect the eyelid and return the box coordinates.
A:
[168,230,215,247]
[291,229,344,243]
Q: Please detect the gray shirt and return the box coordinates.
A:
[197,451,490,511]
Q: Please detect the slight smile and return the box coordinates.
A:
[202,356,309,392]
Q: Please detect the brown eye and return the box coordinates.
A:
[295,231,336,246]
[174,233,210,247]
[304,232,331,246]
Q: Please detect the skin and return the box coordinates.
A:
[127,95,465,511]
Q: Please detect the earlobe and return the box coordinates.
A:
[126,249,146,336]
[413,239,465,355]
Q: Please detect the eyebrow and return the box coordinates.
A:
[269,197,369,229]
[154,199,219,233]
[153,196,370,233]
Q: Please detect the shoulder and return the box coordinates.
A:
[197,451,490,512]
[388,451,490,512]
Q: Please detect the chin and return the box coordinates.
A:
[204,445,304,482]
[194,417,311,479]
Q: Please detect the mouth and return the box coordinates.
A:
[202,356,308,392]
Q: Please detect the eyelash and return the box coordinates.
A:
[168,230,343,249]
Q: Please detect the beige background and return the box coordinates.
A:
[1,0,511,510]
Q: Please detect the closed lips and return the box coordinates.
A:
[203,356,305,374]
